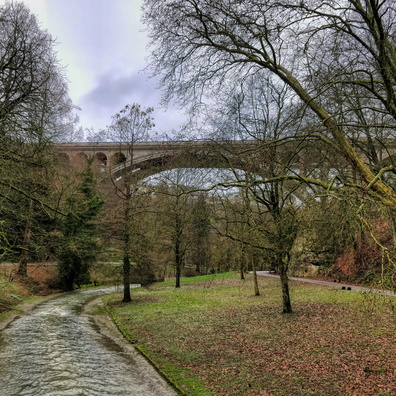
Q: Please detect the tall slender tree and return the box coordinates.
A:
[155,173,193,288]
[107,103,155,302]
[190,192,211,275]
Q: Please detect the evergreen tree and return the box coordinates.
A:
[56,158,104,290]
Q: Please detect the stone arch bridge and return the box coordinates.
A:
[57,140,266,179]
[56,139,395,181]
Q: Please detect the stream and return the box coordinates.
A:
[0,286,177,396]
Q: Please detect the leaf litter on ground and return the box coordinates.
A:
[107,274,396,395]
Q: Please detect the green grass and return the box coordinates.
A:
[158,271,238,286]
[106,273,396,395]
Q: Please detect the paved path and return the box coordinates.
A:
[255,271,396,296]
[0,286,177,396]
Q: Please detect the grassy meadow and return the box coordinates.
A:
[106,273,396,396]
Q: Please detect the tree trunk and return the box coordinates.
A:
[388,208,396,249]
[195,260,200,275]
[279,255,292,314]
[252,256,260,296]
[122,254,131,302]
[240,242,245,280]
[175,262,181,288]
[175,240,182,288]
[18,200,33,277]
[122,197,132,303]
[282,69,396,208]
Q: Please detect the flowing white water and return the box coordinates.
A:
[0,287,176,396]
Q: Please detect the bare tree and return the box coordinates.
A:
[162,186,190,288]
[0,2,73,140]
[214,163,302,313]
[0,1,75,275]
[142,0,396,206]
[189,192,211,275]
[153,169,202,288]
[106,103,155,302]
[205,77,310,312]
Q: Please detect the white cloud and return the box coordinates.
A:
[0,0,185,136]
[82,71,158,110]
[79,70,183,134]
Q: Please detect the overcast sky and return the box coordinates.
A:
[3,0,184,138]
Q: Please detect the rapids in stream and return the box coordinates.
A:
[0,286,177,396]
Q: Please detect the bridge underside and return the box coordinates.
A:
[110,151,239,181]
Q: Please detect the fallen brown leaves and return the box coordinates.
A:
[109,276,396,395]
[0,263,59,312]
